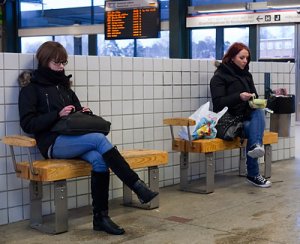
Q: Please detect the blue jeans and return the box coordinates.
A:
[243,109,265,177]
[52,133,113,172]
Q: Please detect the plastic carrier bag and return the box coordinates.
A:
[178,102,228,140]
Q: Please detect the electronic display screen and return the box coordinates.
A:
[105,0,160,40]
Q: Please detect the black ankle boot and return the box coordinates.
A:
[103,147,159,204]
[93,211,125,235]
[132,180,159,204]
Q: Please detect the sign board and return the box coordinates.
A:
[105,0,160,40]
[187,10,300,28]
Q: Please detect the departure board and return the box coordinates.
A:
[105,0,160,40]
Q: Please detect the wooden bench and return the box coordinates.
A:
[163,118,278,194]
[1,135,168,234]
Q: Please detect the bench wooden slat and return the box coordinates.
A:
[14,149,168,182]
[163,118,196,126]
[171,131,278,153]
[2,135,37,147]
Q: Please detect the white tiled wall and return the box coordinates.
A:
[0,54,295,225]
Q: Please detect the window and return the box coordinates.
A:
[224,27,249,53]
[21,36,52,53]
[191,29,216,59]
[259,25,295,59]
[97,34,134,57]
[136,31,169,58]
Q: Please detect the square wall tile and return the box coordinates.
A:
[77,179,89,195]
[122,71,133,85]
[4,70,19,87]
[181,59,190,71]
[111,130,123,144]
[153,71,163,85]
[100,86,111,100]
[74,55,87,70]
[100,71,111,85]
[19,54,34,70]
[87,56,99,70]
[133,71,143,85]
[123,115,134,129]
[122,57,133,70]
[88,86,100,101]
[111,86,122,100]
[144,72,153,85]
[122,86,133,100]
[8,189,23,207]
[144,86,153,99]
[87,71,100,86]
[111,56,122,70]
[111,71,122,85]
[4,53,19,69]
[153,59,163,71]
[5,104,19,121]
[172,59,182,71]
[74,71,88,86]
[122,100,133,114]
[100,56,111,70]
[8,206,23,223]
[163,59,172,71]
[143,58,153,71]
[100,101,112,116]
[5,87,20,104]
[133,57,144,71]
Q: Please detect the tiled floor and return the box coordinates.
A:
[1,127,299,244]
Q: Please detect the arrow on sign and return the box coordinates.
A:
[256,16,263,22]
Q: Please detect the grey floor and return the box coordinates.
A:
[1,126,300,244]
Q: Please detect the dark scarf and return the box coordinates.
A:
[226,62,250,77]
[31,66,72,88]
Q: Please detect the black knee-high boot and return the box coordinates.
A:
[91,171,125,235]
[102,146,158,204]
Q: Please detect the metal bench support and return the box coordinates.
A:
[29,180,68,234]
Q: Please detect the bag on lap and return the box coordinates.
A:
[51,111,111,135]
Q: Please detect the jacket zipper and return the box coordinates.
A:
[45,93,50,112]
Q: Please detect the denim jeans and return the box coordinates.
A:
[52,133,113,172]
[243,109,265,177]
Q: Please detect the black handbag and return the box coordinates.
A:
[51,111,111,135]
[215,112,244,141]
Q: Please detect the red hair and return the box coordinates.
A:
[222,42,251,69]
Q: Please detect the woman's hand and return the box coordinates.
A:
[240,92,255,101]
[59,105,75,117]
[81,107,91,113]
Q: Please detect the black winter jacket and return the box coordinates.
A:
[210,62,258,119]
[18,68,82,158]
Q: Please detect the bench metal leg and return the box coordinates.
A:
[204,152,215,193]
[264,144,272,178]
[29,180,68,234]
[123,166,159,209]
[239,147,247,176]
[180,152,215,194]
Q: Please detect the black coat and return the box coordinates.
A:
[210,62,258,119]
[18,69,82,158]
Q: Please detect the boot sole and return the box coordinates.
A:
[93,226,125,235]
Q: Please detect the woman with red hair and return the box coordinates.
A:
[210,42,271,188]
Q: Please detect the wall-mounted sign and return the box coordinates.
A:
[187,10,300,28]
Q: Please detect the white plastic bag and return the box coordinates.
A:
[178,102,228,140]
